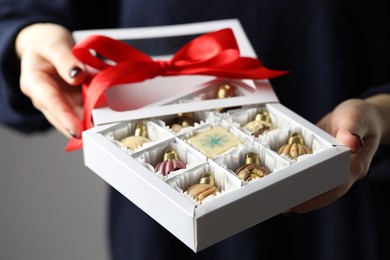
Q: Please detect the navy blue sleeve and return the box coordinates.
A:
[361,82,390,98]
[0,18,50,133]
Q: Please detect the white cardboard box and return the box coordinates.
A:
[77,19,350,252]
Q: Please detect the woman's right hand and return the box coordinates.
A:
[15,23,88,139]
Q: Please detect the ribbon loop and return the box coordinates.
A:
[65,28,288,151]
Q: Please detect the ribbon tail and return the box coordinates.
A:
[65,137,83,151]
[255,67,289,79]
[64,76,109,152]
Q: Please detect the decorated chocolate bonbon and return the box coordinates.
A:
[120,123,150,150]
[154,148,186,176]
[167,112,195,133]
[235,152,270,181]
[243,109,275,137]
[215,83,236,112]
[186,172,219,202]
[278,132,312,159]
[187,126,241,158]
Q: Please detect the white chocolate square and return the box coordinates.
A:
[187,126,241,158]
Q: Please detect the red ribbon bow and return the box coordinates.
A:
[65,28,287,151]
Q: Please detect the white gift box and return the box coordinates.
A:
[75,19,350,252]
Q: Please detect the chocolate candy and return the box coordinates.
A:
[187,126,241,158]
[167,112,195,133]
[154,148,186,176]
[186,172,219,202]
[243,109,275,137]
[235,152,270,181]
[120,123,150,150]
[215,83,236,112]
[278,132,312,160]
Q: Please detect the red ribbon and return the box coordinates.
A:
[65,28,288,151]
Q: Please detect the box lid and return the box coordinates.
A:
[72,19,280,126]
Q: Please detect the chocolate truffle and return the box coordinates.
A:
[243,109,275,137]
[120,123,150,150]
[186,172,219,202]
[278,132,312,159]
[154,148,186,176]
[235,152,270,181]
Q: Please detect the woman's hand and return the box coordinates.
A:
[15,23,88,139]
[285,94,390,214]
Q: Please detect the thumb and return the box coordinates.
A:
[17,23,89,86]
[331,100,366,154]
[336,129,364,154]
[40,38,88,86]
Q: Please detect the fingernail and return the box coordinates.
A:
[69,66,82,78]
[67,129,81,139]
[352,133,364,148]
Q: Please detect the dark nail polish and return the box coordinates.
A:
[69,66,82,78]
[352,133,364,148]
[67,129,80,139]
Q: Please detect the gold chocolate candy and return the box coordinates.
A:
[236,152,270,181]
[187,126,241,158]
[186,172,219,202]
[215,83,236,112]
[277,132,312,160]
[154,148,186,176]
[120,123,150,150]
[168,112,195,133]
[243,109,275,137]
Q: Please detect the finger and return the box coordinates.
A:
[40,107,77,138]
[38,38,88,86]
[34,78,83,138]
[20,68,82,138]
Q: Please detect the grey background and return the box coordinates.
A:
[0,126,109,260]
